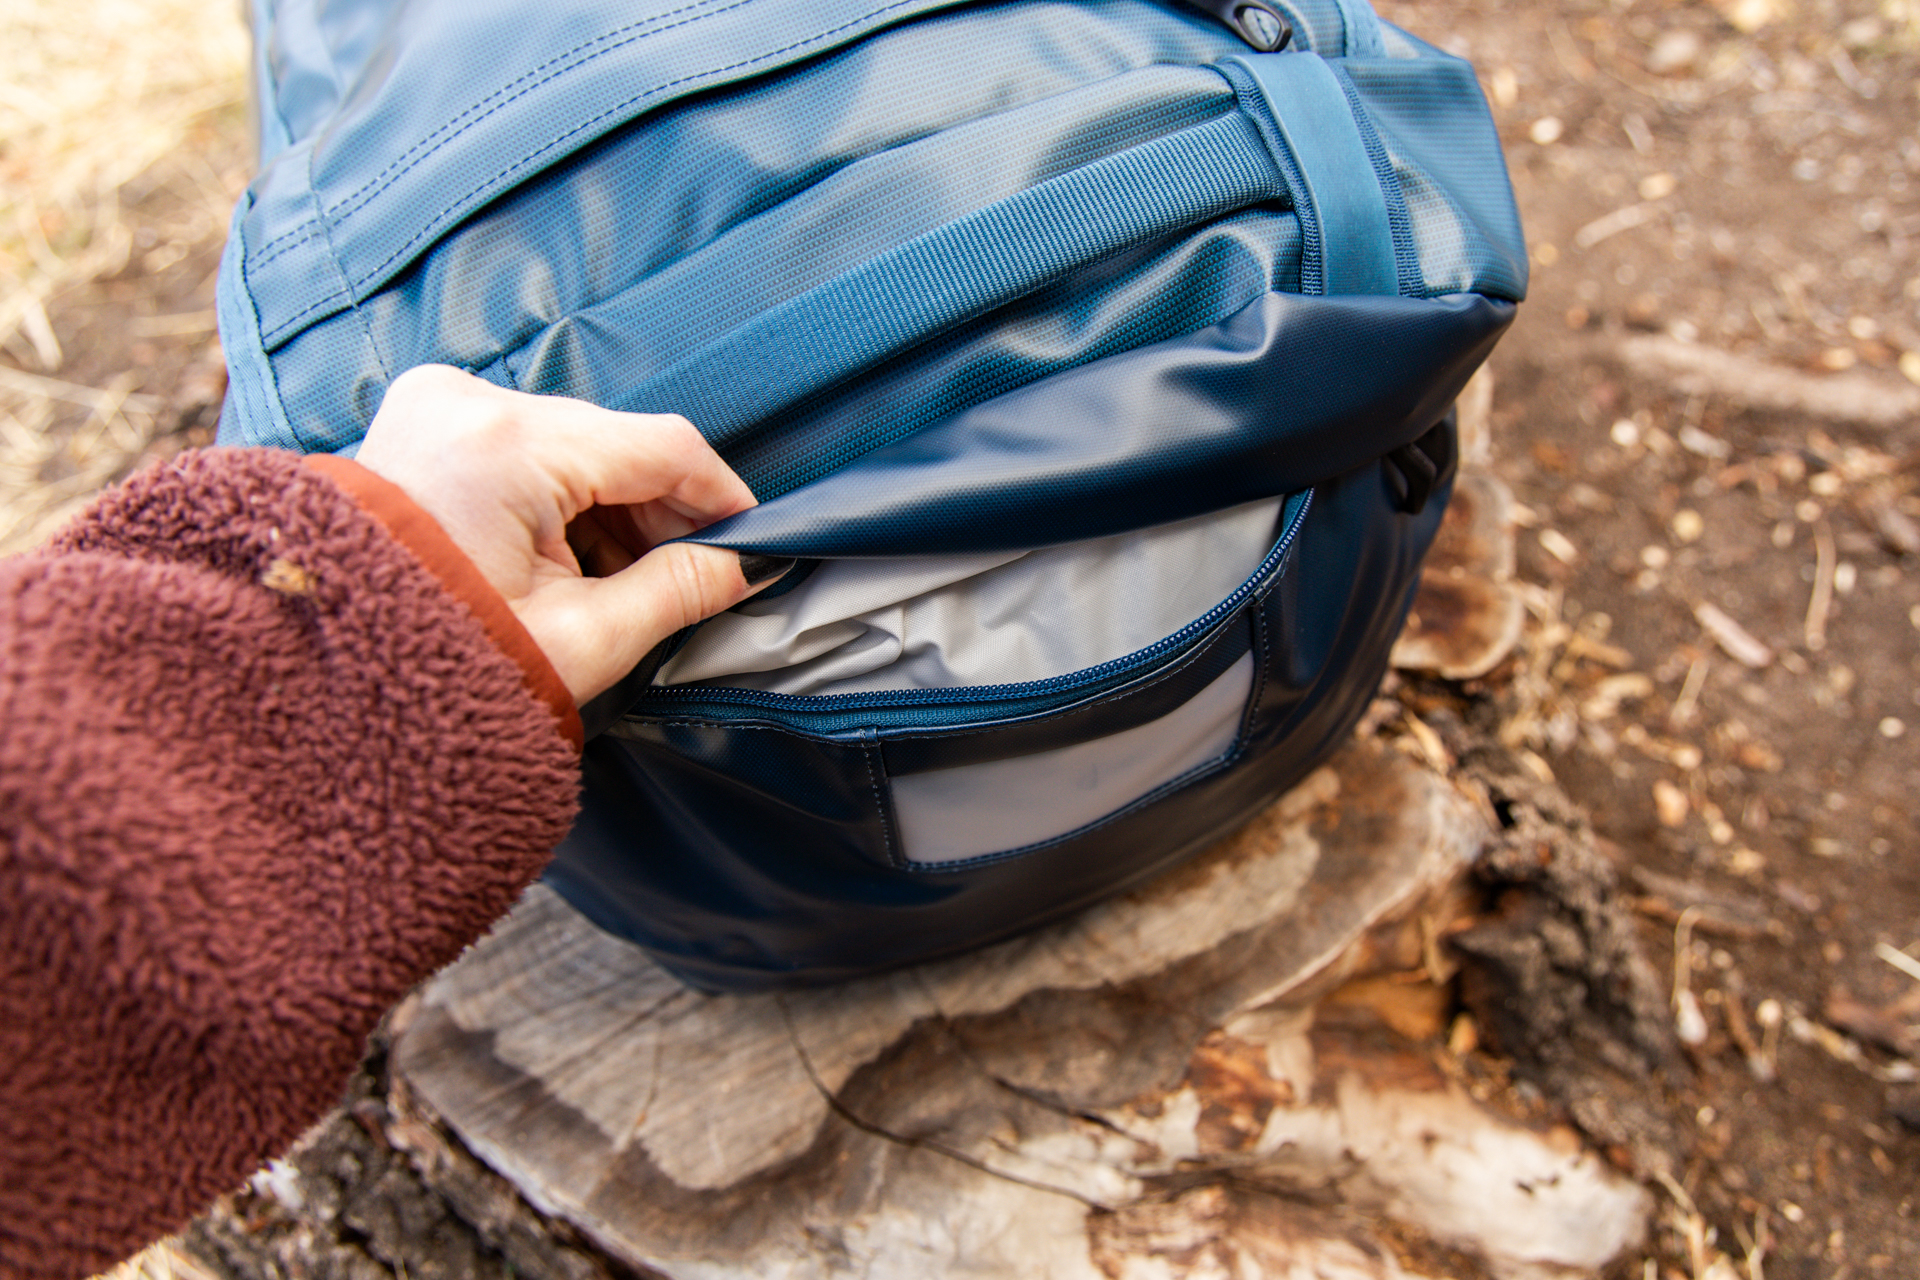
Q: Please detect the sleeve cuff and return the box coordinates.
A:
[303,454,584,750]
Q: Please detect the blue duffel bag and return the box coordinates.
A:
[219,0,1526,990]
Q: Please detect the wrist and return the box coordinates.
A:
[303,454,583,749]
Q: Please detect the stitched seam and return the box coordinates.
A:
[252,224,325,268]
[265,283,354,339]
[309,153,393,390]
[350,1,929,291]
[1214,61,1321,295]
[1328,62,1419,298]
[1241,600,1271,750]
[332,0,735,225]
[860,739,903,868]
[283,155,386,448]
[264,0,930,316]
[250,0,734,261]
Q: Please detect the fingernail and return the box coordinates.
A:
[737,553,797,586]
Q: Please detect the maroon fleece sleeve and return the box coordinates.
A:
[0,448,581,1280]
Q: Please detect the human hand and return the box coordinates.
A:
[355,365,780,705]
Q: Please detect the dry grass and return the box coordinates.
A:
[9,12,249,1269]
[93,1239,222,1280]
[2,4,247,1260]
[0,0,247,550]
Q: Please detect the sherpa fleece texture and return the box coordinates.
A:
[0,448,581,1280]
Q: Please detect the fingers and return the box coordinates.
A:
[569,411,759,532]
[451,370,757,527]
[359,366,777,704]
[366,365,757,540]
[565,507,640,578]
[522,545,782,705]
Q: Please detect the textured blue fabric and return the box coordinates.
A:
[218,0,1524,453]
[245,1,975,337]
[1343,54,1528,301]
[679,292,1508,556]
[1268,0,1376,56]
[237,1,1247,354]
[219,0,1526,988]
[215,199,301,451]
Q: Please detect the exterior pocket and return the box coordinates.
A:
[634,491,1312,867]
[887,651,1254,865]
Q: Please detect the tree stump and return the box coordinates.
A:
[394,738,1650,1279]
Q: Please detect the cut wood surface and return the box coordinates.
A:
[396,743,1649,1280]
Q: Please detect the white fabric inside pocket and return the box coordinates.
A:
[657,496,1287,695]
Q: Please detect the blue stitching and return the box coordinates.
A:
[1328,61,1418,298]
[251,0,932,334]
[251,223,325,268]
[1213,61,1322,296]
[330,0,750,227]
[250,0,734,260]
[349,0,929,293]
[263,285,354,343]
[271,0,928,313]
[304,148,392,398]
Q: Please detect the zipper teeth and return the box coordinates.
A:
[636,491,1313,720]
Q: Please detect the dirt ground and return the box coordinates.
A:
[1383,0,1920,1273]
[5,0,1916,1276]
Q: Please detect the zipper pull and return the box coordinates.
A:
[1177,0,1294,51]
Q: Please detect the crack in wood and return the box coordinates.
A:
[774,994,1114,1211]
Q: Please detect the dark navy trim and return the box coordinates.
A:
[682,291,1509,557]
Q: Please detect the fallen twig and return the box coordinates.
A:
[1620,335,1920,427]
[1875,941,1920,984]
[1694,604,1772,669]
[1804,523,1835,651]
[1574,201,1663,249]
[1672,908,1709,1046]
[0,364,159,416]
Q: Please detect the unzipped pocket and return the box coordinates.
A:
[622,490,1312,866]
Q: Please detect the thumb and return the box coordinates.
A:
[522,544,788,705]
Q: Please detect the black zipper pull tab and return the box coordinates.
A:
[1178,0,1294,51]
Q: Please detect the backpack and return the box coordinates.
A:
[219,0,1526,990]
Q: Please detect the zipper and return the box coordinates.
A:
[632,490,1313,737]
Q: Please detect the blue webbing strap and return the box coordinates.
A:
[1222,52,1398,297]
[1329,0,1385,55]
[613,111,1281,457]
